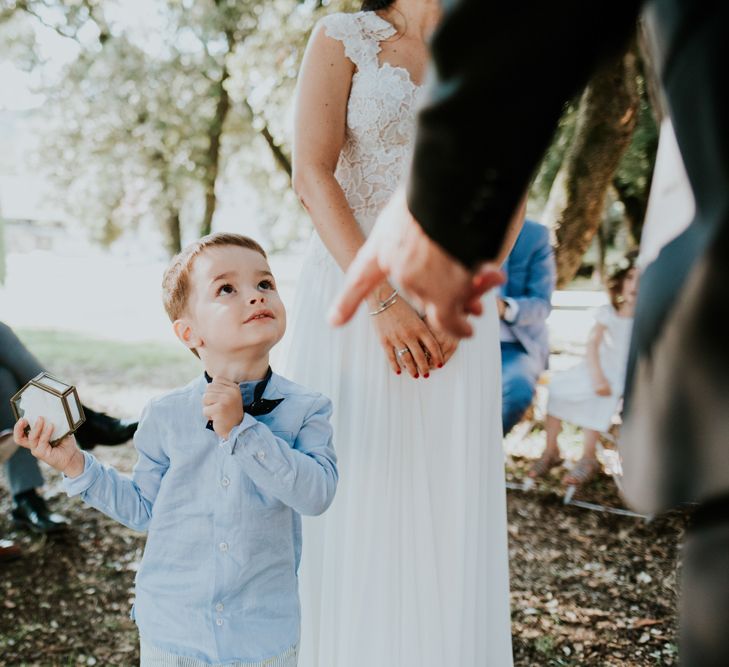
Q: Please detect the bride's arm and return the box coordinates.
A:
[292,24,390,304]
[292,23,443,377]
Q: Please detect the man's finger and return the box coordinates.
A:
[473,264,505,294]
[426,303,473,339]
[463,265,505,316]
[328,246,387,327]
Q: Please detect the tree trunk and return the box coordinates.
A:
[543,45,640,287]
[596,221,608,284]
[199,67,231,238]
[165,209,182,256]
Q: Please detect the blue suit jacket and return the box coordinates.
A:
[500,220,556,370]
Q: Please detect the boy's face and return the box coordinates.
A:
[177,245,286,358]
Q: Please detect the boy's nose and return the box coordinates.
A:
[249,295,266,305]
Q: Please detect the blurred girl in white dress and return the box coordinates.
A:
[531,254,639,487]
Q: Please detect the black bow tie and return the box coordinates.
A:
[204,367,284,431]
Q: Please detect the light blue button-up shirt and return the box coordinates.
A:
[63,372,337,664]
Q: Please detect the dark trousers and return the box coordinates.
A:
[0,322,45,495]
[681,498,729,667]
[501,342,542,435]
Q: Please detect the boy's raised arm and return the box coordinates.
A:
[223,394,338,516]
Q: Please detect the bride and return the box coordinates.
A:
[287,1,515,665]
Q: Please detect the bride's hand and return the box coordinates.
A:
[370,297,444,378]
[425,317,459,367]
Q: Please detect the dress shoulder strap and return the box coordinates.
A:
[319,11,397,71]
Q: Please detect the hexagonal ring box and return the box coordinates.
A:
[10,372,85,447]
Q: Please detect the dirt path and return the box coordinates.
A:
[1,367,684,666]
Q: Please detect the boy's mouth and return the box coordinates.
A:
[244,309,275,323]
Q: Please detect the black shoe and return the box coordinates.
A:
[0,538,22,562]
[75,406,138,451]
[11,490,68,534]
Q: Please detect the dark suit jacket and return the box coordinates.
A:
[407,0,643,267]
[407,0,729,513]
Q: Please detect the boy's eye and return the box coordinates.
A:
[258,279,275,291]
[217,283,235,296]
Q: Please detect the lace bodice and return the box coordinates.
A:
[320,11,425,233]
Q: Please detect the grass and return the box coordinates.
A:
[16,328,198,386]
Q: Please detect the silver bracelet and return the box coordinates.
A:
[368,289,398,316]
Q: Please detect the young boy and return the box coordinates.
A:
[14,233,338,666]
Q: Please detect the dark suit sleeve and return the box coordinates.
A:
[406,0,644,268]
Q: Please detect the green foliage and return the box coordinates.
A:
[17,328,199,384]
[4,0,656,258]
[613,71,659,238]
[3,0,355,253]
[529,101,578,210]
[225,0,357,251]
[39,31,220,247]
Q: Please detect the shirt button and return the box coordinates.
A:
[216,603,224,612]
[216,618,224,627]
[255,451,266,462]
[221,476,230,488]
[219,542,228,552]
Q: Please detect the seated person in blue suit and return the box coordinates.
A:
[499,219,556,434]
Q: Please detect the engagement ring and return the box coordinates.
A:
[396,348,410,357]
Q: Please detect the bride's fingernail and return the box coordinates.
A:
[437,363,443,368]
[424,373,430,378]
[396,370,401,375]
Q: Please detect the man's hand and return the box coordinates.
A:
[328,186,504,338]
[13,417,84,478]
[203,378,244,440]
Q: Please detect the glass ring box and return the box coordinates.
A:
[10,372,85,447]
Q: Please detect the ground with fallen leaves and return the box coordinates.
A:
[0,334,685,666]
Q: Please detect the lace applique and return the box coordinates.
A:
[320,11,396,72]
[315,11,425,242]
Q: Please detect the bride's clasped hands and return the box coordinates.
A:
[366,284,459,377]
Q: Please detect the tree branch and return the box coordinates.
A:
[242,99,292,179]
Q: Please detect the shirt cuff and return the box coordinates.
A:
[220,413,259,454]
[503,297,520,324]
[225,417,287,478]
[62,450,102,497]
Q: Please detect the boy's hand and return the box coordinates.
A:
[203,378,244,440]
[13,417,85,478]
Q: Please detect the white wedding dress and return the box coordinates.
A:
[285,11,513,667]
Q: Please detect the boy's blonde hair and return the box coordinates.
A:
[162,232,267,322]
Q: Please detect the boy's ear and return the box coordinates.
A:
[173,318,202,351]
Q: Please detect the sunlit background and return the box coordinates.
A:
[0,0,658,354]
[1,4,689,666]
